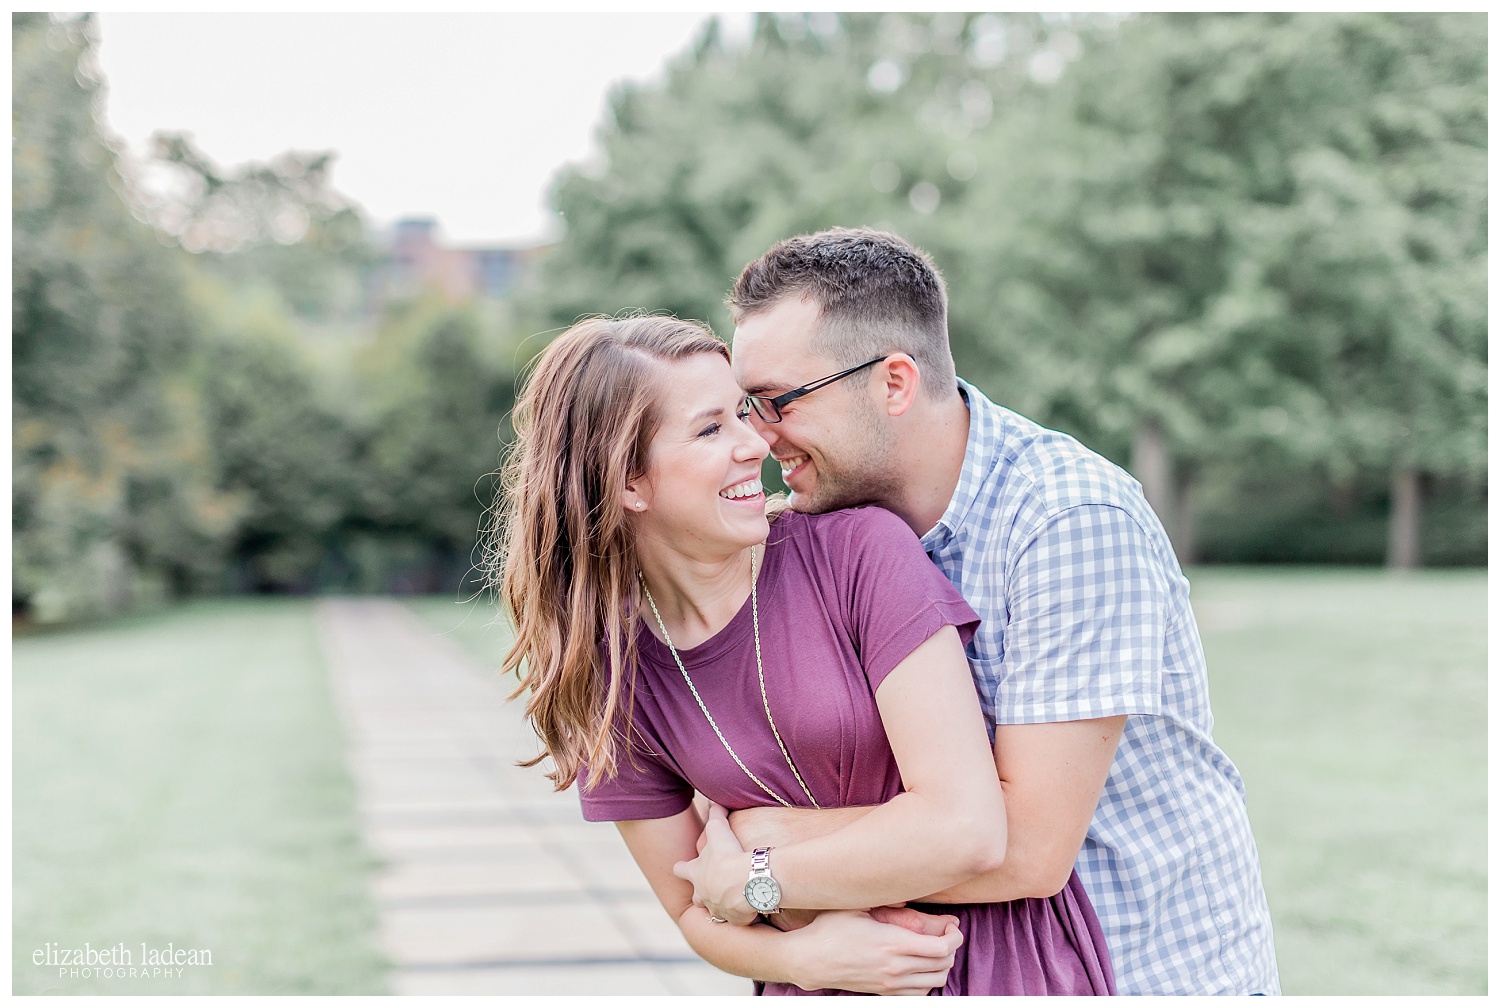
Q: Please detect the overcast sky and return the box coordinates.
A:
[93,13,752,246]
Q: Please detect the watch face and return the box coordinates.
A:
[744,876,781,912]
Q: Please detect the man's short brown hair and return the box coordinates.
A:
[727,227,957,397]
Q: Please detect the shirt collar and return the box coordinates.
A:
[919,377,1003,552]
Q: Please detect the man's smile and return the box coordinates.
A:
[775,453,810,480]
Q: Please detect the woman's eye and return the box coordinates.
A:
[697,423,722,438]
[735,409,752,422]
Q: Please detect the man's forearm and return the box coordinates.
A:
[918,858,1056,903]
[728,804,874,853]
[927,718,1128,904]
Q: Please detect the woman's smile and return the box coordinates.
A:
[719,476,765,505]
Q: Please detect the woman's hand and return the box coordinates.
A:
[672,802,757,925]
[781,908,964,995]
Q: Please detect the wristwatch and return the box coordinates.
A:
[743,847,782,914]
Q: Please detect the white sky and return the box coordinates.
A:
[93,13,753,247]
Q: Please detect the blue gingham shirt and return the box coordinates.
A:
[919,380,1280,995]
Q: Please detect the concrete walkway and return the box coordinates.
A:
[315,598,750,996]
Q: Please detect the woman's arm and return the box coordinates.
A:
[614,809,963,995]
[725,715,1126,904]
[676,625,1008,917]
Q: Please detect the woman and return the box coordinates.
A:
[489,315,1113,995]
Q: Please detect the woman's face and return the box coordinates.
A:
[629,353,771,556]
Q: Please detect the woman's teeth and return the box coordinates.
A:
[720,478,763,500]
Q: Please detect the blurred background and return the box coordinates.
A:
[12,11,1487,997]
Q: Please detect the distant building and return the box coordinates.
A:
[373,217,548,304]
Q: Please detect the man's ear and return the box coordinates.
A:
[879,354,921,418]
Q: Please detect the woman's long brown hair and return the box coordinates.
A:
[485,315,730,790]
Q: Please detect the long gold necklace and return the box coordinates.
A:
[640,548,820,809]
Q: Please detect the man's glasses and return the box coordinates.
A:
[744,357,888,424]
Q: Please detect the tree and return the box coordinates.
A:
[523,13,1068,339]
[521,12,1483,567]
[142,131,374,323]
[187,276,359,592]
[348,296,519,593]
[13,13,236,621]
[961,13,1485,565]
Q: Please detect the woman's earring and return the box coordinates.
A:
[634,502,645,510]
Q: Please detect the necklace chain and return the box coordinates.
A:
[640,548,820,809]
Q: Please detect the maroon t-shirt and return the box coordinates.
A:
[581,506,978,821]
[579,507,1114,996]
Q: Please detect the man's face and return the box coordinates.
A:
[731,296,898,514]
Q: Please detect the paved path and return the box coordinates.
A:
[315,598,750,996]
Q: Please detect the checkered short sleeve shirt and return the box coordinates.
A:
[918,380,1280,995]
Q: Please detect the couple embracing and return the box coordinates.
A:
[490,228,1279,996]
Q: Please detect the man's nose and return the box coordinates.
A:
[748,411,780,447]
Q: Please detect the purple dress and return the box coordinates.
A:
[580,507,1115,996]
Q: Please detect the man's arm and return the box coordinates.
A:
[928,715,1123,900]
[728,714,1124,903]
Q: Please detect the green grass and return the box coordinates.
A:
[1189,567,1486,995]
[407,568,1489,996]
[12,599,388,995]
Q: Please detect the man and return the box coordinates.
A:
[721,227,1279,995]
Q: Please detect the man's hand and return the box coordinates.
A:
[769,902,957,936]
[781,908,963,995]
[869,904,960,937]
[765,907,821,932]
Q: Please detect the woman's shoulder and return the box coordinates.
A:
[769,505,919,555]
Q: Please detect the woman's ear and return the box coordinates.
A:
[620,483,648,514]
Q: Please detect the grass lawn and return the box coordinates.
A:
[12,599,388,995]
[1190,567,1486,995]
[407,568,1488,996]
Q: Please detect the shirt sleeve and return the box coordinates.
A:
[576,727,695,823]
[835,507,981,694]
[989,503,1167,725]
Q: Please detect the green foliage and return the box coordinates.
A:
[520,12,1485,566]
[344,296,520,593]
[522,13,1066,338]
[13,12,1485,622]
[189,279,358,591]
[181,281,518,595]
[957,13,1486,560]
[145,131,375,322]
[13,14,239,622]
[12,14,522,613]
[994,13,1484,470]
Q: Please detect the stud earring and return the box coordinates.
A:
[634,502,644,509]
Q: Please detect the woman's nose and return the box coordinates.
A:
[737,423,771,462]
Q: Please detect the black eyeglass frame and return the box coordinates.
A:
[744,357,888,424]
